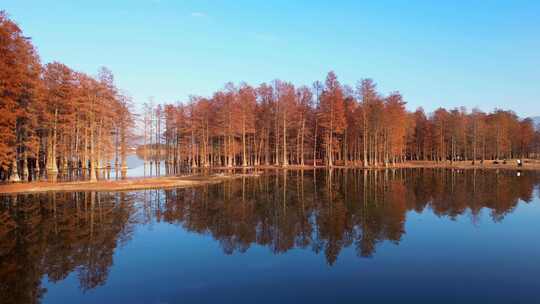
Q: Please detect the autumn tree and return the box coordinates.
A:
[296,86,313,166]
[4,8,540,182]
[319,71,346,166]
[382,92,407,164]
[238,84,256,166]
[0,11,41,181]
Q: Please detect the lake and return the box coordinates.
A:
[1,169,539,304]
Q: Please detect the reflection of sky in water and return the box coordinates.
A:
[2,170,538,304]
[38,172,540,304]
[42,197,540,304]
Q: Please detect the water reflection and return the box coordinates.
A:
[0,192,137,304]
[153,169,538,262]
[0,169,538,303]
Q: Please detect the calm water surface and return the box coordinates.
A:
[1,169,539,304]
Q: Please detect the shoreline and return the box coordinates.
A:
[0,174,256,195]
[1,160,539,195]
[212,159,540,171]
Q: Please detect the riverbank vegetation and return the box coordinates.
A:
[0,11,134,182]
[139,74,540,170]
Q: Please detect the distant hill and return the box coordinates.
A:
[533,116,540,129]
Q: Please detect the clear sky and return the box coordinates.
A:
[3,0,540,116]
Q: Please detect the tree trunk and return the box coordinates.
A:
[9,158,20,182]
[242,114,247,167]
[300,118,305,166]
[283,111,288,166]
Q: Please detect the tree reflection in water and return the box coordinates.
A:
[0,168,538,303]
[0,192,137,304]
[153,169,538,263]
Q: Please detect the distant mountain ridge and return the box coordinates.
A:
[532,116,540,129]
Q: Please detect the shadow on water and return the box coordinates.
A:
[0,168,539,303]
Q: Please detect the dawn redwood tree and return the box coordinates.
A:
[0,12,20,175]
[342,85,358,166]
[217,83,237,167]
[447,107,467,162]
[255,83,274,166]
[487,110,516,160]
[409,108,430,160]
[382,92,407,165]
[518,119,535,158]
[319,71,346,166]
[238,84,256,167]
[43,62,75,177]
[190,97,208,167]
[312,81,323,165]
[275,81,296,167]
[469,108,486,164]
[296,86,313,166]
[0,11,41,181]
[94,67,120,176]
[432,108,449,162]
[357,79,378,167]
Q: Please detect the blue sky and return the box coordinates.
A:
[3,0,540,116]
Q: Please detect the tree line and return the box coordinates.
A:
[0,11,134,182]
[3,10,540,182]
[140,72,540,170]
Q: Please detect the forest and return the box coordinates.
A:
[0,11,134,182]
[139,74,540,170]
[2,11,540,182]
